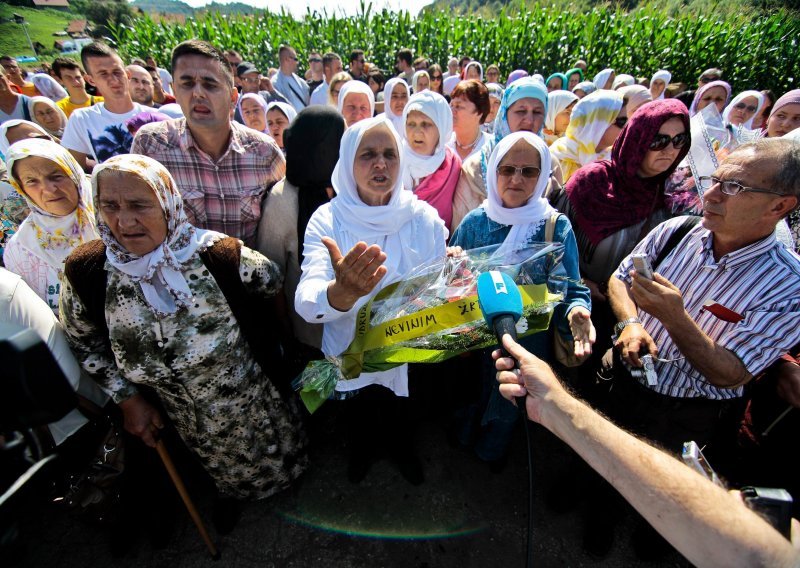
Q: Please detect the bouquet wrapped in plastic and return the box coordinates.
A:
[294,242,567,412]
[665,103,763,215]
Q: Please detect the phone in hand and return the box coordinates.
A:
[682,441,722,487]
[632,254,654,280]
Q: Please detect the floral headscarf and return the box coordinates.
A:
[92,154,225,317]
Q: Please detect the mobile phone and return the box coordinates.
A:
[632,254,654,280]
[681,441,723,487]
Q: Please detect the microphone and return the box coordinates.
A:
[476,270,526,406]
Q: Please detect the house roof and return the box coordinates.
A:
[33,0,71,7]
[66,19,87,33]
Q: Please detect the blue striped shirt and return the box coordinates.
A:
[615,217,800,400]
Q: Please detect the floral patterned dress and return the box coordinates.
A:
[60,246,307,499]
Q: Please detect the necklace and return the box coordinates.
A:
[454,130,483,150]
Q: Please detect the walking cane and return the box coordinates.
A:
[155,438,220,559]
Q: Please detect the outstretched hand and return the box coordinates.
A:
[568,306,596,361]
[323,237,388,312]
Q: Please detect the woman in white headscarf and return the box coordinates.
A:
[295,115,447,484]
[30,73,68,102]
[722,90,765,129]
[337,80,375,128]
[593,68,615,90]
[60,153,307,516]
[650,70,671,100]
[237,92,269,133]
[4,138,98,312]
[411,70,430,94]
[612,74,635,90]
[618,84,653,116]
[28,96,68,141]
[449,131,592,466]
[382,77,410,134]
[543,89,579,145]
[481,83,505,134]
[266,101,297,150]
[401,91,462,230]
[572,81,596,98]
[464,61,483,82]
[0,119,52,158]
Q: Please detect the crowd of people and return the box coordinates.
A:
[1,38,800,563]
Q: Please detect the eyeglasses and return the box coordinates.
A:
[697,176,786,197]
[496,165,541,178]
[613,116,628,129]
[287,56,298,61]
[431,75,443,80]
[733,102,758,113]
[242,76,260,83]
[308,57,322,63]
[649,132,690,151]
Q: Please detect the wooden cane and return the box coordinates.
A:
[155,439,220,559]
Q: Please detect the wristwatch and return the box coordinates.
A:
[614,317,642,335]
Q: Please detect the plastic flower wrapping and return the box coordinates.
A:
[665,103,763,215]
[294,242,567,413]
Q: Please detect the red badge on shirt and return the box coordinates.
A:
[702,299,744,323]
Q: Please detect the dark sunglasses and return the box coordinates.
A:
[649,132,690,151]
[431,74,443,80]
[613,116,628,129]
[496,165,541,178]
[734,102,758,113]
[308,57,322,63]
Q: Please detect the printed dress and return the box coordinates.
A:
[60,246,307,499]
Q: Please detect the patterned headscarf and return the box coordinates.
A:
[492,77,549,142]
[0,119,51,157]
[92,154,225,317]
[5,138,98,271]
[688,80,732,117]
[549,89,625,182]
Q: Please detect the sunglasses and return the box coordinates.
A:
[734,102,758,113]
[496,165,541,178]
[613,116,628,129]
[431,74,443,80]
[649,132,690,151]
[309,58,322,63]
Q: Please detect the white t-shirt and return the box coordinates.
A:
[0,95,29,123]
[158,67,173,95]
[309,80,329,106]
[61,102,153,163]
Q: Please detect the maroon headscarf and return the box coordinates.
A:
[565,99,691,246]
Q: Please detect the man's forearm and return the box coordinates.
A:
[541,389,797,568]
[607,275,638,321]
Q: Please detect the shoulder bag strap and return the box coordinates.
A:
[653,215,701,271]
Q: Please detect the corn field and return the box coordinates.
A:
[112,2,799,95]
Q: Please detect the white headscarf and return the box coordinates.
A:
[330,116,421,250]
[442,75,461,96]
[544,90,579,134]
[5,138,98,271]
[92,154,225,317]
[401,91,453,189]
[267,101,298,124]
[593,68,614,90]
[31,73,68,101]
[383,78,409,134]
[464,62,484,82]
[618,85,653,115]
[572,81,596,96]
[531,74,545,84]
[722,90,766,129]
[0,119,51,157]
[483,131,556,247]
[236,92,269,133]
[337,80,375,118]
[650,70,672,100]
[612,74,635,90]
[28,96,68,138]
[411,70,430,94]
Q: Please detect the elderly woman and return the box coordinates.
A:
[650,70,671,100]
[411,70,430,94]
[765,89,800,138]
[382,77,410,134]
[618,85,653,116]
[593,68,615,90]
[402,91,462,231]
[337,80,375,128]
[295,116,447,484]
[722,91,765,129]
[237,93,269,133]
[266,101,297,150]
[549,89,626,183]
[551,99,690,343]
[546,72,568,92]
[257,106,346,352]
[566,68,584,91]
[688,80,732,116]
[481,83,504,134]
[327,71,353,107]
[4,139,98,312]
[572,80,596,99]
[29,96,68,142]
[449,131,592,467]
[543,89,579,145]
[451,77,555,229]
[447,80,493,162]
[60,154,307,528]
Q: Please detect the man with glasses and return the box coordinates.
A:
[605,138,800,457]
[273,45,309,113]
[347,49,368,83]
[0,55,39,97]
[309,52,342,107]
[307,52,324,93]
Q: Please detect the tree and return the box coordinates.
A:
[70,0,135,39]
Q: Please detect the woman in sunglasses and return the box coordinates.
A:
[551,99,690,355]
[722,91,765,129]
[449,131,592,470]
[427,64,444,95]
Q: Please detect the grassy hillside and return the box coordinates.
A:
[0,5,77,59]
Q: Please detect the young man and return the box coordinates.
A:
[0,56,39,97]
[395,48,414,84]
[347,49,367,83]
[272,45,309,113]
[309,52,342,106]
[145,55,173,95]
[52,58,104,118]
[144,65,176,106]
[306,52,324,93]
[60,42,155,170]
[132,40,285,247]
[127,65,156,107]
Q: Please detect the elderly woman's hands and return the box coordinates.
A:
[119,394,164,447]
[323,237,388,312]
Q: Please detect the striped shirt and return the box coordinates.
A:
[615,216,800,400]
[131,118,285,248]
